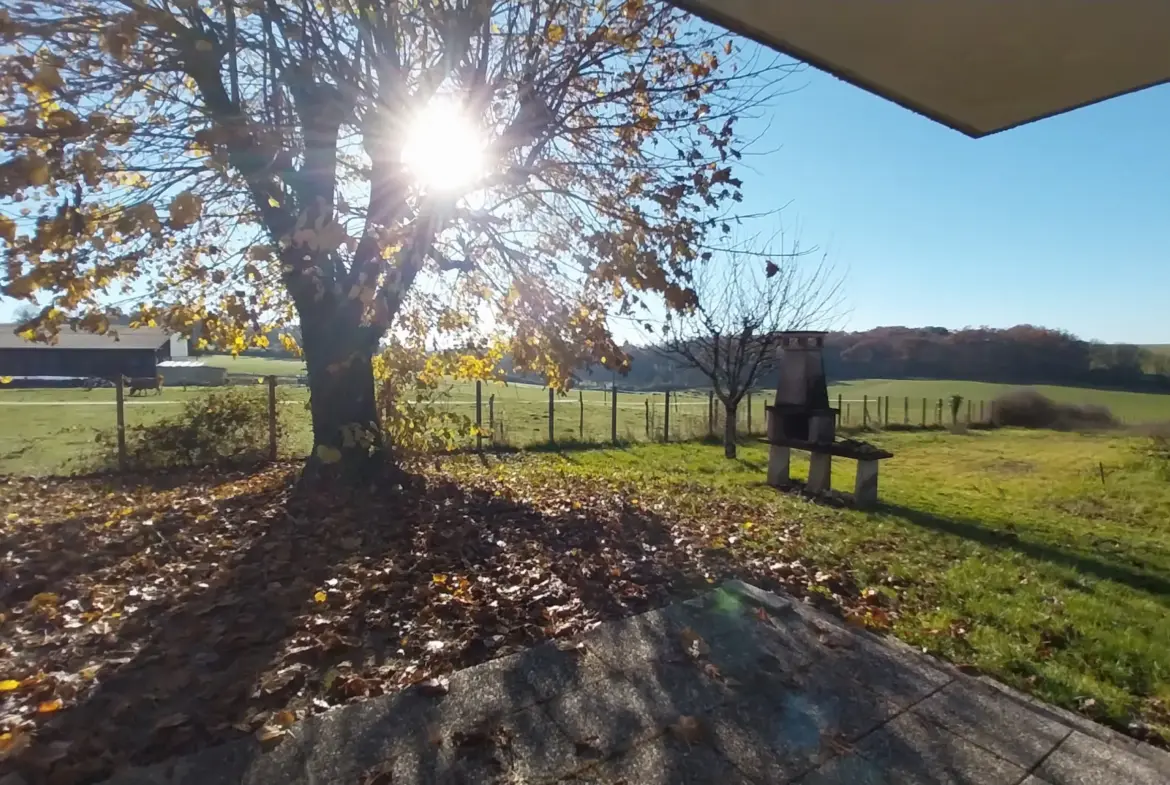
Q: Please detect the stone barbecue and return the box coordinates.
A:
[764,331,892,507]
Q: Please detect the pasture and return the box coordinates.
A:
[5,424,1168,756]
[2,377,1169,475]
[446,428,1170,744]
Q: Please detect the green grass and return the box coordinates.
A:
[827,378,1170,425]
[450,429,1170,741]
[3,376,1169,475]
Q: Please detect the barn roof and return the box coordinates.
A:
[674,0,1170,137]
[0,325,171,351]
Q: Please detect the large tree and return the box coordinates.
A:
[0,0,787,476]
[659,234,841,458]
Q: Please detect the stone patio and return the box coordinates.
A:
[96,581,1170,785]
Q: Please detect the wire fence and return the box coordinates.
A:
[0,376,1002,475]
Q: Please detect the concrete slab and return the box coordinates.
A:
[564,732,756,785]
[541,675,680,757]
[911,679,1070,768]
[1038,731,1170,785]
[705,667,898,783]
[808,627,953,710]
[801,712,1026,785]
[91,582,1170,785]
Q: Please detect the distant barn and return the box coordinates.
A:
[0,324,188,385]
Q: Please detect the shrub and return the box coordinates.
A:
[991,389,1117,431]
[373,342,490,455]
[95,386,282,470]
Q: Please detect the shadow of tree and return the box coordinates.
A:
[882,502,1170,599]
[3,466,773,785]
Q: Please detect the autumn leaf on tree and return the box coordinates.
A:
[0,0,789,480]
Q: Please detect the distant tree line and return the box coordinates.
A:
[512,325,1170,393]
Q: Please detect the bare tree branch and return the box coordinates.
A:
[658,229,844,457]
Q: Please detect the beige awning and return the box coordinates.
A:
[673,0,1170,137]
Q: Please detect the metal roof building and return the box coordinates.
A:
[0,325,187,382]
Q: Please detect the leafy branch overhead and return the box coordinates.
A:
[0,0,788,382]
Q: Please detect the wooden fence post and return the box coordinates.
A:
[645,398,650,439]
[548,387,554,445]
[980,400,985,423]
[747,392,752,434]
[267,375,278,461]
[921,398,927,427]
[489,394,495,438]
[708,390,714,437]
[475,380,483,452]
[862,395,868,427]
[611,385,618,444]
[938,398,944,425]
[884,396,890,426]
[115,375,127,472]
[966,399,972,423]
[663,390,671,442]
[845,402,851,424]
[837,393,843,425]
[579,390,584,441]
[903,396,909,424]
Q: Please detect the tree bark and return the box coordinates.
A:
[300,305,383,483]
[723,401,738,459]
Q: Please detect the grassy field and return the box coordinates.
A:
[828,378,1170,425]
[448,428,1170,742]
[2,377,1169,475]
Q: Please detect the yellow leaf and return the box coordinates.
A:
[316,445,342,464]
[33,64,63,92]
[255,724,285,742]
[0,377,12,385]
[168,190,203,229]
[267,196,281,208]
[38,698,63,714]
[274,709,296,727]
[0,729,31,759]
[30,592,59,609]
[314,591,327,603]
[28,160,50,187]
[0,680,20,692]
[547,23,565,43]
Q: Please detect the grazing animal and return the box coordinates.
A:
[128,375,163,396]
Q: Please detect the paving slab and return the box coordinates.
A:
[563,732,756,785]
[91,582,1170,785]
[705,661,901,783]
[799,712,1027,785]
[910,679,1071,769]
[1037,731,1170,785]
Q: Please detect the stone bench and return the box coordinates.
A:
[761,436,894,508]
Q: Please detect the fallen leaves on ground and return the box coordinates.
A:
[0,458,867,785]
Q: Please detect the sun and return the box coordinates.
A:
[400,98,487,194]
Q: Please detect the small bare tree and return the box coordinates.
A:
[659,235,842,458]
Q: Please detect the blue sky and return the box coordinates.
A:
[3,52,1166,346]
[729,62,1169,345]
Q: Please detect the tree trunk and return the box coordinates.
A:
[300,308,383,483]
[723,401,738,459]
